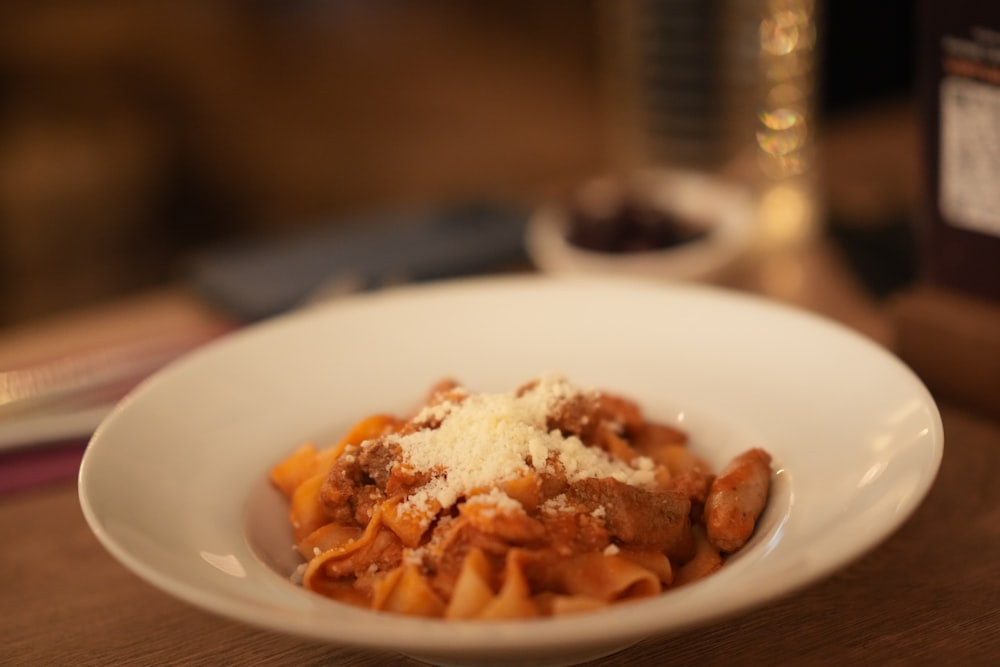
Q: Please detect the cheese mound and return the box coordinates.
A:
[389,374,656,515]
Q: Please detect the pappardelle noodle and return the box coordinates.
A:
[269,375,773,619]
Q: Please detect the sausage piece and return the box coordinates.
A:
[703,448,772,553]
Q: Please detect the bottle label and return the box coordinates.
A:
[939,30,1000,239]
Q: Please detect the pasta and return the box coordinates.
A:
[269,374,773,619]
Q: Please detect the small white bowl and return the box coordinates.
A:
[526,169,756,284]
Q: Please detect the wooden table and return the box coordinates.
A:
[3,231,1000,666]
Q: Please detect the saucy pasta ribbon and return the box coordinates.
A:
[269,376,773,619]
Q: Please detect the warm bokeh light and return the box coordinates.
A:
[754,0,816,233]
[757,182,817,246]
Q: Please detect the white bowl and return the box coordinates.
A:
[79,275,942,667]
[525,170,756,284]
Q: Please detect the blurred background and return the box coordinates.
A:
[0,0,917,325]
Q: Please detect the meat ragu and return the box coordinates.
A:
[269,374,773,619]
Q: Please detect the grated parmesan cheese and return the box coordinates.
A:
[389,374,656,515]
[412,397,462,424]
[541,493,571,514]
[290,562,307,584]
[464,488,524,514]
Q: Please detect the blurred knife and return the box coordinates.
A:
[186,203,529,321]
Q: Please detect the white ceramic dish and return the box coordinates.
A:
[525,170,756,285]
[79,275,943,667]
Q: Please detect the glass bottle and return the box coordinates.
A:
[918,0,1000,302]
